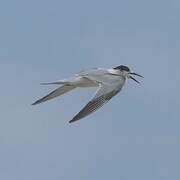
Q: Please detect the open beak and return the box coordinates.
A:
[128,72,144,84]
[129,72,144,78]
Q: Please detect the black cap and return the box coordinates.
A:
[113,65,130,72]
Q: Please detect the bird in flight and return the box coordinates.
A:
[32,65,143,123]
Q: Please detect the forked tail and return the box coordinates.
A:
[32,84,75,105]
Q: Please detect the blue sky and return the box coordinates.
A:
[0,0,180,179]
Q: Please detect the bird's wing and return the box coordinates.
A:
[32,85,75,105]
[69,83,122,123]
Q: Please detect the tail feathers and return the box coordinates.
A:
[40,81,67,85]
[32,85,75,105]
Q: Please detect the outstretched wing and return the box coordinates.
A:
[32,85,75,105]
[69,84,121,123]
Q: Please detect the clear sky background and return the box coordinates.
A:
[0,0,180,179]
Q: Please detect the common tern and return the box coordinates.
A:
[32,65,143,123]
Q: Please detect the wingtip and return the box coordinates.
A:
[69,117,79,123]
[69,119,75,123]
[31,101,39,105]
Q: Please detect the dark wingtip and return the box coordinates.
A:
[69,119,76,123]
[69,117,80,123]
[31,101,39,105]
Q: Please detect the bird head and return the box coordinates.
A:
[113,65,144,84]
